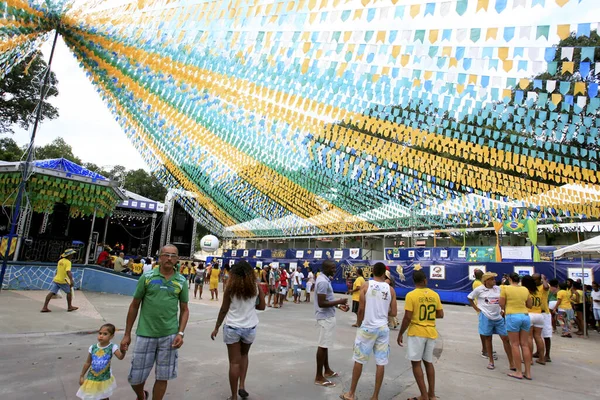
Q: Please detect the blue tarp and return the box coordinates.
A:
[34,158,107,181]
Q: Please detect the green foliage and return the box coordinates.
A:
[35,137,82,164]
[123,168,167,202]
[0,137,24,162]
[0,51,59,134]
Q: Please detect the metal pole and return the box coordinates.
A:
[581,253,587,337]
[102,216,109,245]
[85,209,97,265]
[0,30,59,290]
[147,212,157,257]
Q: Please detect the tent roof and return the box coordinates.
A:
[34,158,107,181]
[554,235,600,258]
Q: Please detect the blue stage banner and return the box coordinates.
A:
[220,257,599,305]
[384,247,496,262]
[223,248,362,260]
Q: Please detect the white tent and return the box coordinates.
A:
[553,235,600,258]
[553,235,600,337]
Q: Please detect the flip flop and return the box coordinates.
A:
[339,394,354,400]
[40,309,51,313]
[507,373,523,380]
[67,307,79,312]
[510,368,517,371]
[523,376,533,381]
[238,388,249,398]
[535,360,546,365]
[325,371,339,378]
[315,380,336,387]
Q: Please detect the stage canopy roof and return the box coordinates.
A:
[0,158,125,217]
[2,0,600,238]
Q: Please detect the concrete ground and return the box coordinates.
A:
[0,286,599,400]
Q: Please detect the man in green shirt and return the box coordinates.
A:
[120,244,189,400]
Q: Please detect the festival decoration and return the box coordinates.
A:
[1,0,600,238]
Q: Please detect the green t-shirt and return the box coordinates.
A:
[134,268,189,337]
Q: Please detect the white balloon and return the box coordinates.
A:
[200,235,219,252]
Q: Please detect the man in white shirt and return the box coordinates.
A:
[467,272,513,371]
[341,262,396,400]
[293,266,305,304]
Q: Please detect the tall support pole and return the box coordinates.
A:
[0,30,59,290]
[190,221,197,258]
[147,213,157,257]
[13,204,31,261]
[84,209,97,265]
[102,216,109,246]
[581,254,587,337]
[159,191,174,248]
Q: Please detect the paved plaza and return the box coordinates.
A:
[0,286,598,400]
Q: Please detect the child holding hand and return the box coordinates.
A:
[77,323,126,400]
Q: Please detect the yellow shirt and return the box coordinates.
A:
[132,263,143,274]
[500,285,530,314]
[572,289,583,304]
[181,266,190,274]
[352,276,366,301]
[528,288,544,314]
[539,285,549,313]
[405,287,443,339]
[210,267,220,282]
[557,290,572,310]
[53,258,72,284]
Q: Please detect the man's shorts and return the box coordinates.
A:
[306,282,313,292]
[293,285,300,296]
[353,325,390,366]
[529,313,544,329]
[279,286,288,295]
[352,300,360,314]
[542,313,553,338]
[594,308,600,321]
[478,313,507,336]
[223,324,257,345]
[317,317,336,348]
[269,285,277,295]
[406,335,435,363]
[505,313,531,332]
[49,281,71,294]
[128,334,178,385]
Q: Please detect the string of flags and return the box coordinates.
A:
[1,0,599,238]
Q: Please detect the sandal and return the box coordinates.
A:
[324,371,339,378]
[314,380,336,387]
[487,363,495,370]
[535,360,546,365]
[238,388,249,398]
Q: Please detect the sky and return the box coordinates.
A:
[10,36,149,171]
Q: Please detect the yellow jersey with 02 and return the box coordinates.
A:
[404,288,443,339]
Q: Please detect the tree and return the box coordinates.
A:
[35,137,82,164]
[0,51,59,134]
[123,169,167,201]
[82,162,110,178]
[0,137,24,161]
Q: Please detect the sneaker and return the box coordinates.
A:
[481,352,498,360]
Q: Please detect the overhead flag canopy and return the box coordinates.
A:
[1,0,600,238]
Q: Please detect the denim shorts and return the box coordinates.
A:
[293,285,301,296]
[49,281,71,294]
[505,313,531,332]
[478,313,507,336]
[223,325,256,345]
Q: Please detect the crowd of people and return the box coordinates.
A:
[467,268,600,381]
[39,244,600,400]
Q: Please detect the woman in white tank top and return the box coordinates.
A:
[211,261,266,400]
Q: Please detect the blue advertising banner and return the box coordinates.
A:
[220,257,600,305]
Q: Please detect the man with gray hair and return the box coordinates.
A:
[121,244,189,400]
